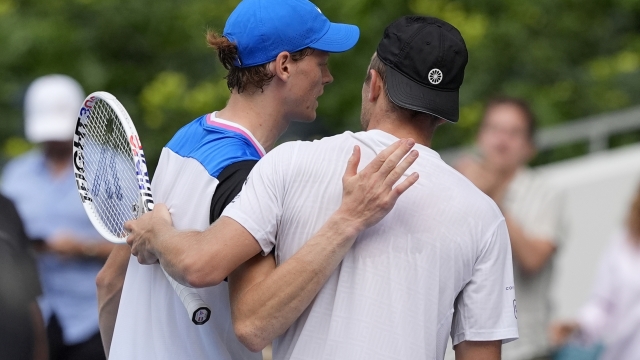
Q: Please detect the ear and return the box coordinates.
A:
[270,51,292,82]
[367,69,384,103]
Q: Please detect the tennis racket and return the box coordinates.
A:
[72,91,211,325]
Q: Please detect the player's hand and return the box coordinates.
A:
[125,203,173,265]
[337,138,419,232]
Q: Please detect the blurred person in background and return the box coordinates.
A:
[457,97,562,360]
[0,194,48,360]
[550,184,640,360]
[1,75,114,360]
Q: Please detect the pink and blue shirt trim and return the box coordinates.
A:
[165,112,265,178]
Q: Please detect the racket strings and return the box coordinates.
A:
[82,100,140,239]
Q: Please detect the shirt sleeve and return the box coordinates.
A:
[451,219,519,346]
[221,143,295,255]
[209,160,258,224]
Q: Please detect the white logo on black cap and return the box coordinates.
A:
[428,69,443,85]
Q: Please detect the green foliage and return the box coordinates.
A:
[2,0,640,170]
[414,0,640,149]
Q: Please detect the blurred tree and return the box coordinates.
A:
[2,0,640,170]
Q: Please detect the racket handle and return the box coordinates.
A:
[161,267,211,325]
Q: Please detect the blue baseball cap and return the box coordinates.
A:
[223,0,360,67]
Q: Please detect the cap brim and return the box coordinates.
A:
[384,66,460,122]
[308,23,360,53]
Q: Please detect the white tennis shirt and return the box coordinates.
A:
[109,113,263,360]
[223,130,519,360]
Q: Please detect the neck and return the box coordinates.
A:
[216,90,290,152]
[367,111,438,147]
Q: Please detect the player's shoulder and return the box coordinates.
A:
[164,113,262,178]
[267,131,356,160]
[446,165,504,220]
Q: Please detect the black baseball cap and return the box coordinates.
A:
[376,16,468,122]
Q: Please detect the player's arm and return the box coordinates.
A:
[95,244,130,358]
[503,214,555,274]
[126,212,261,287]
[454,340,501,360]
[227,140,419,351]
[227,214,359,352]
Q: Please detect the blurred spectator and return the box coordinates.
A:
[1,75,114,360]
[0,194,48,360]
[550,184,640,360]
[456,97,562,360]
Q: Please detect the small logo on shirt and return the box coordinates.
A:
[513,299,518,319]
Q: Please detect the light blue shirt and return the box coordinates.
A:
[1,150,104,345]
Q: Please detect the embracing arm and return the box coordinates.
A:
[229,214,361,351]
[135,215,262,287]
[95,244,129,358]
[228,139,419,351]
[126,158,261,287]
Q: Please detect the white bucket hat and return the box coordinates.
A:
[24,74,85,143]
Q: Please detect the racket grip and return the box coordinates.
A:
[161,267,211,325]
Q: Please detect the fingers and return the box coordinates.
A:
[360,139,404,175]
[383,149,419,188]
[343,145,361,180]
[378,139,416,182]
[124,220,134,233]
[391,172,419,200]
[126,233,134,248]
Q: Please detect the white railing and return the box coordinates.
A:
[439,105,640,164]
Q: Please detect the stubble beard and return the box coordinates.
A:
[360,103,371,131]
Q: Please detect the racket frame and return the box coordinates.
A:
[72,91,211,325]
[73,92,153,243]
